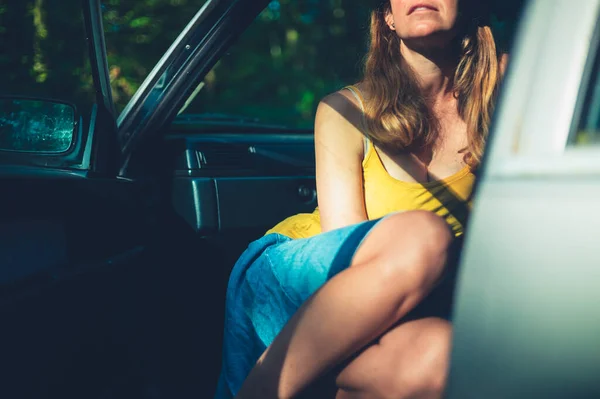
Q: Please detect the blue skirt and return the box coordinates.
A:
[214,218,383,399]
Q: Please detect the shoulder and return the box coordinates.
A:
[314,86,366,155]
[319,88,360,114]
[316,85,366,136]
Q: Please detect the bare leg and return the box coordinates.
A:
[335,317,452,399]
[235,211,452,399]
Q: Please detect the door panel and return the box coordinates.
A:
[0,220,67,286]
[167,132,316,239]
[216,176,316,231]
[0,176,160,398]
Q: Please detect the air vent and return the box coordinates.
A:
[197,143,253,170]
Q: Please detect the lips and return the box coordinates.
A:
[408,3,438,15]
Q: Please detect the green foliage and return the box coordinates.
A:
[0,0,95,114]
[181,0,372,128]
[0,0,371,129]
[99,0,372,128]
[102,0,207,110]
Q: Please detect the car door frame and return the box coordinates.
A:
[112,0,271,177]
[82,0,120,177]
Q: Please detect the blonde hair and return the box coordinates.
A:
[362,2,503,166]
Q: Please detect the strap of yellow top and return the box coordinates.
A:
[344,85,370,158]
[345,85,366,112]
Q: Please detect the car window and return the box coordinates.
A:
[570,31,600,147]
[176,0,373,130]
[0,0,95,116]
[101,0,209,113]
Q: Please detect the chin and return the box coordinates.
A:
[408,23,445,38]
[403,27,456,49]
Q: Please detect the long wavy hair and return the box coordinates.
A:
[362,1,503,166]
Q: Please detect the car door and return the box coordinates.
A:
[0,1,164,398]
[447,0,600,398]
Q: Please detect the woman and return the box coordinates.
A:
[215,0,507,398]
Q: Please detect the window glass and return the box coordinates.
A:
[0,0,95,116]
[570,38,600,147]
[178,0,372,130]
[102,0,209,113]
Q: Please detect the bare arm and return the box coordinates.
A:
[315,91,368,233]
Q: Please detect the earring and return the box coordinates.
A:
[391,22,396,29]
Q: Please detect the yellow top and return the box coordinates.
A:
[266,86,476,239]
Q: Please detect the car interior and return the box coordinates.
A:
[0,1,526,398]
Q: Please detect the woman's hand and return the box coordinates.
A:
[315,90,369,233]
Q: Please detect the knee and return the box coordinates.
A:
[384,319,452,399]
[386,210,453,259]
[404,318,452,397]
[357,211,453,290]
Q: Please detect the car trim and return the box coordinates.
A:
[83,0,119,176]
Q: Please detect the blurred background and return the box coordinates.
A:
[0,0,522,130]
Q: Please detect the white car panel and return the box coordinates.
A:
[447,0,600,398]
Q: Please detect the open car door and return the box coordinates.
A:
[447,0,600,397]
[0,1,158,398]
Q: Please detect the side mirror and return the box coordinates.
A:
[0,97,76,154]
